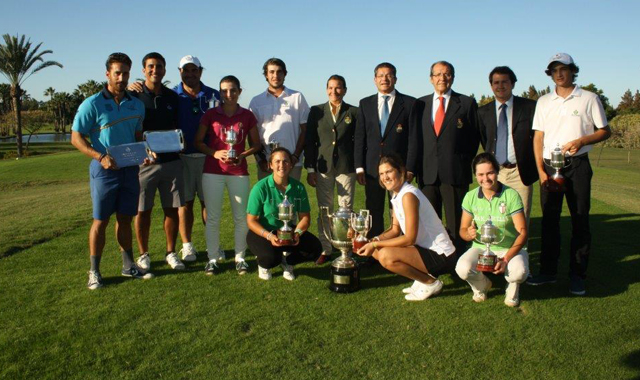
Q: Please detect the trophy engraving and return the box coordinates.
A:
[475,217,505,272]
[320,203,360,293]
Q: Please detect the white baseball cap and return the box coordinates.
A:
[179,55,202,69]
[547,53,575,68]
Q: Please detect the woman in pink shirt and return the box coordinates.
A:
[195,75,261,275]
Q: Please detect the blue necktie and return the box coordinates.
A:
[496,103,508,164]
[380,95,390,135]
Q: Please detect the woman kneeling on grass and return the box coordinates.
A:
[455,152,529,307]
[246,147,322,281]
[355,154,456,301]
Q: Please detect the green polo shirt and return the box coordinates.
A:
[246,175,311,231]
[461,184,524,251]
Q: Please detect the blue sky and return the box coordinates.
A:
[2,0,638,109]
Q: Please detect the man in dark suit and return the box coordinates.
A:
[478,66,537,227]
[305,74,359,265]
[410,60,479,256]
[354,62,417,243]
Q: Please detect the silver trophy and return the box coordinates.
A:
[223,126,244,160]
[320,203,360,293]
[267,140,280,155]
[277,195,294,249]
[351,210,372,253]
[475,217,505,272]
[544,144,570,192]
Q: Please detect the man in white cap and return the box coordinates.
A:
[527,53,611,296]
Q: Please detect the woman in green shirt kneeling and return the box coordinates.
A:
[246,147,322,281]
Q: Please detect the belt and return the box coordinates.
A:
[501,163,517,169]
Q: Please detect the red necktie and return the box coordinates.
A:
[434,96,445,136]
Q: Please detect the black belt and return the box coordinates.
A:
[501,163,517,169]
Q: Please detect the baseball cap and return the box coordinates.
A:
[547,53,575,68]
[179,55,202,69]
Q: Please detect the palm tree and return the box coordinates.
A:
[44,86,55,101]
[0,34,62,158]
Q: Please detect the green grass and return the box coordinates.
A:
[0,141,75,160]
[0,148,639,379]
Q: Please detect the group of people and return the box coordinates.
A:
[71,51,611,306]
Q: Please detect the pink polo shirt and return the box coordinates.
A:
[200,105,257,176]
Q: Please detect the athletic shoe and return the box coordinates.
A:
[165,252,185,270]
[204,259,218,276]
[526,274,557,286]
[258,265,272,281]
[570,276,586,296]
[281,260,295,281]
[136,253,151,271]
[402,281,421,294]
[472,279,492,303]
[87,271,103,290]
[121,265,154,279]
[315,253,331,265]
[180,245,197,262]
[218,247,226,261]
[405,279,443,301]
[236,260,249,275]
[504,282,520,307]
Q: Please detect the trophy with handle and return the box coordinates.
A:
[545,144,570,192]
[351,210,372,253]
[277,196,295,255]
[222,125,244,161]
[475,217,506,272]
[320,203,360,293]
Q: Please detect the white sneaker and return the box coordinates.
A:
[402,281,421,294]
[281,261,295,281]
[472,280,492,303]
[236,260,249,275]
[136,253,151,271]
[504,282,520,307]
[258,265,272,281]
[166,252,185,270]
[180,245,197,262]
[87,271,103,290]
[405,279,443,301]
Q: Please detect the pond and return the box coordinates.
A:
[0,133,71,143]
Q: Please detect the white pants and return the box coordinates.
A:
[455,247,529,293]
[202,173,249,261]
[315,171,357,255]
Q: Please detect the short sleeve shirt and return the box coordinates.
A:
[72,87,144,154]
[532,86,608,159]
[174,82,220,154]
[461,184,524,252]
[246,175,310,231]
[200,106,258,176]
[248,86,310,166]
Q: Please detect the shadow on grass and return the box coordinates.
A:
[525,213,640,300]
[621,349,640,380]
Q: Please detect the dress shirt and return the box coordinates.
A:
[496,96,516,163]
[330,101,342,123]
[431,89,452,123]
[378,90,396,124]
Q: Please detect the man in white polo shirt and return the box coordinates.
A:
[249,58,310,180]
[527,53,611,296]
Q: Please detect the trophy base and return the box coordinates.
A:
[277,239,293,246]
[352,238,368,253]
[329,264,360,293]
[548,174,565,192]
[476,264,495,272]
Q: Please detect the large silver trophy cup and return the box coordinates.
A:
[320,204,360,293]
[223,126,244,160]
[475,217,505,272]
[545,144,570,192]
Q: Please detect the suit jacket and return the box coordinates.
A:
[410,91,480,186]
[478,96,537,186]
[354,92,417,178]
[304,101,358,174]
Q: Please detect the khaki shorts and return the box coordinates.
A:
[180,154,205,203]
[138,159,185,212]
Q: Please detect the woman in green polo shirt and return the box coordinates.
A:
[455,152,529,307]
[246,147,322,281]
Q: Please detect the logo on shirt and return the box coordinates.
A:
[167,105,173,110]
[457,118,464,128]
[573,110,579,116]
[499,201,506,215]
[344,115,352,125]
[105,104,113,112]
[396,124,403,133]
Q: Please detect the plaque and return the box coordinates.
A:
[144,130,184,153]
[107,142,152,168]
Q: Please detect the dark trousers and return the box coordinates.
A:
[365,176,391,239]
[421,178,469,256]
[540,154,592,279]
[246,230,322,269]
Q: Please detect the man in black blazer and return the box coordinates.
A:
[478,66,537,227]
[305,74,359,265]
[354,62,417,242]
[410,61,479,256]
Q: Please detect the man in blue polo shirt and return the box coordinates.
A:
[71,52,152,290]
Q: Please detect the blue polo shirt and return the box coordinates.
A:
[174,82,220,154]
[72,87,145,154]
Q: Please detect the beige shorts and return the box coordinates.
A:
[180,154,205,203]
[138,159,185,211]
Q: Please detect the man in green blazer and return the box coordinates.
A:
[304,74,359,265]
